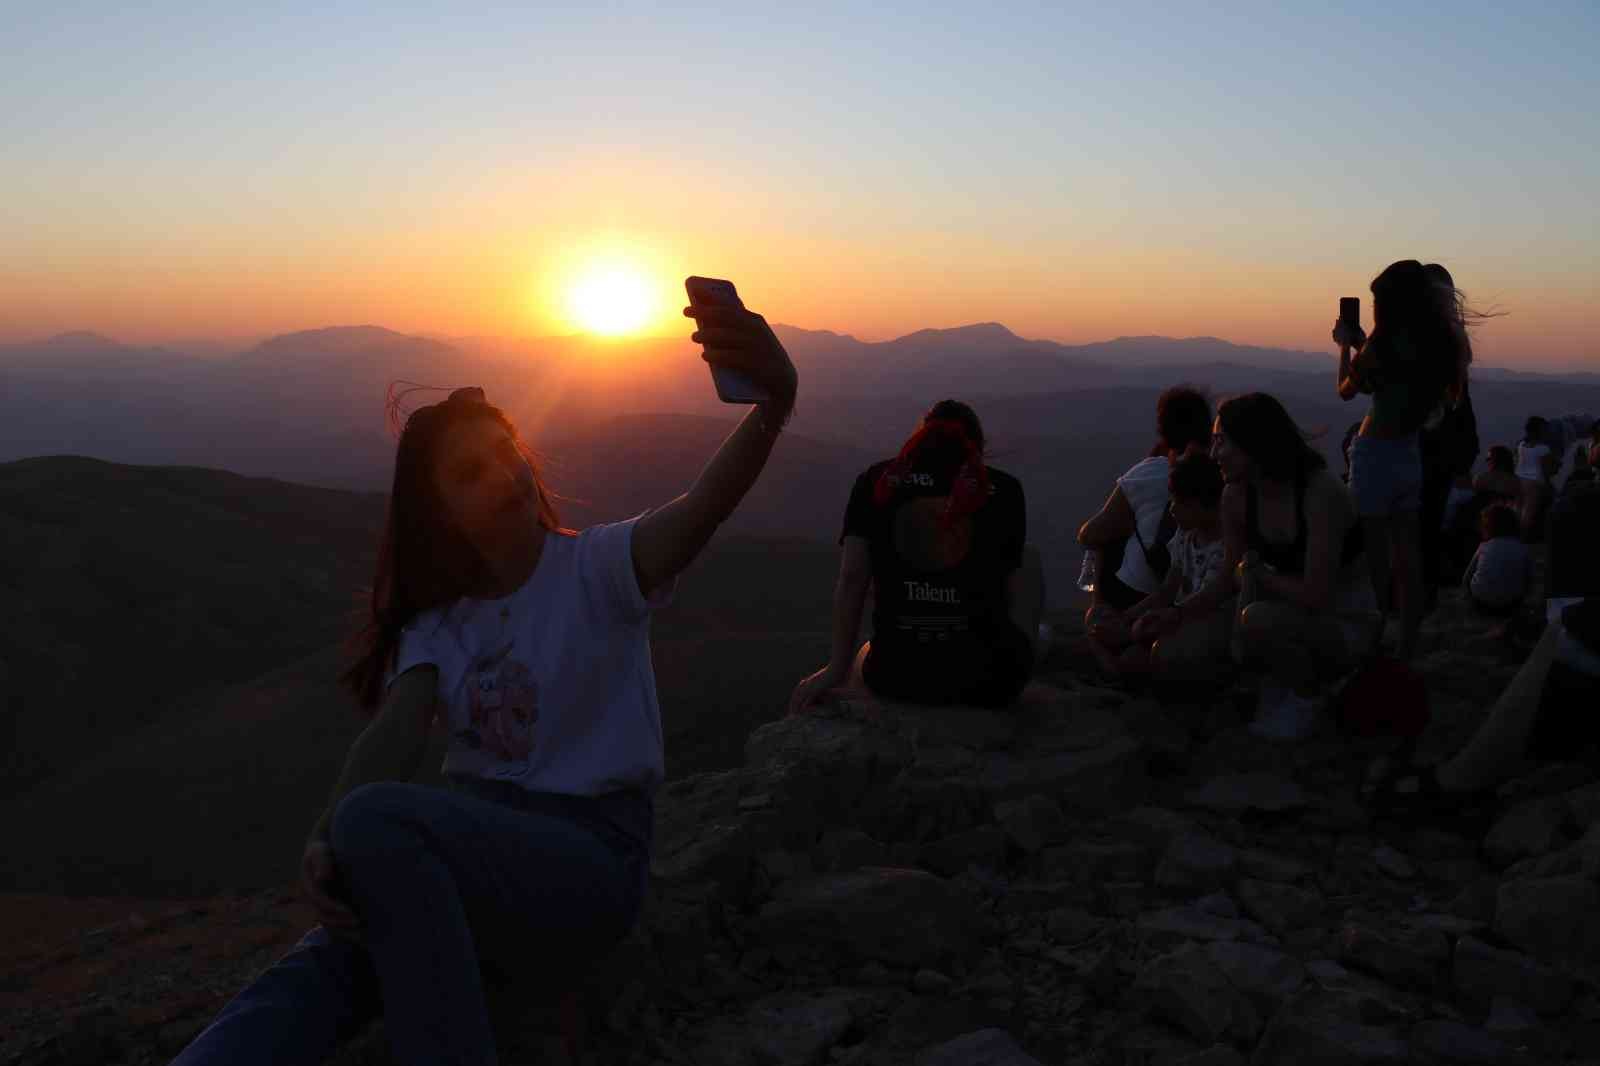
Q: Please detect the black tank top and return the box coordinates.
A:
[1246,469,1365,575]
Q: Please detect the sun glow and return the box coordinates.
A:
[563,258,660,337]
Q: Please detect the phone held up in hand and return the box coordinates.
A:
[1339,296,1360,329]
[686,276,767,405]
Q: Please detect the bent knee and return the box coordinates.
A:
[1238,602,1275,638]
[330,781,416,858]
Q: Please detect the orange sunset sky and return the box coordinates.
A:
[3,5,1595,369]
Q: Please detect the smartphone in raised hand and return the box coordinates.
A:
[685,276,767,404]
[1339,297,1360,329]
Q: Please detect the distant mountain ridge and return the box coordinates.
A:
[7,321,1590,381]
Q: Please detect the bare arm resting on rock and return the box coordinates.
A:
[790,536,872,715]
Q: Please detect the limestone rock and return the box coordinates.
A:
[757,867,986,969]
[1134,944,1255,1044]
[993,793,1067,853]
[1452,935,1573,1015]
[1301,959,1421,1026]
[1337,921,1447,993]
[1494,875,1600,969]
[1371,845,1416,880]
[1407,1019,1507,1064]
[916,1028,1042,1066]
[1175,1048,1247,1066]
[1252,990,1409,1065]
[1040,839,1148,884]
[1237,878,1323,936]
[1185,772,1308,814]
[919,826,1008,878]
[1203,940,1306,1018]
[1482,798,1565,869]
[1237,848,1314,883]
[1154,832,1239,895]
[976,736,1147,810]
[813,828,890,874]
[686,988,875,1066]
[1137,905,1266,947]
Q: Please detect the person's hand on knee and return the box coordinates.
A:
[301,839,363,942]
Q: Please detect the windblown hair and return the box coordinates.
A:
[1366,260,1472,419]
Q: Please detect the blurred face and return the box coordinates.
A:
[1209,417,1252,484]
[432,417,537,551]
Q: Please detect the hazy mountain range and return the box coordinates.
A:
[2,321,1597,897]
[3,322,1596,578]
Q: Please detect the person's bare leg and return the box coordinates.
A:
[1363,514,1394,645]
[848,641,871,688]
[1391,509,1424,661]
[1117,642,1154,675]
[1087,629,1125,678]
[1152,613,1233,683]
[1239,601,1349,696]
[1518,480,1541,540]
[1434,624,1561,793]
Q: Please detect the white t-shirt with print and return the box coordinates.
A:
[1166,528,1226,607]
[1114,456,1171,595]
[385,516,674,799]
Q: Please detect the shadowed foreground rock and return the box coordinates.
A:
[8,600,1600,1065]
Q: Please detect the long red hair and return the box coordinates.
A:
[873,409,991,527]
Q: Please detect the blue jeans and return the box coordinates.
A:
[169,777,650,1066]
[1349,432,1423,517]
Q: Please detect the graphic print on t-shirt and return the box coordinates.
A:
[457,641,539,765]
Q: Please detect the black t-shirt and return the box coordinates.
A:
[840,459,1026,662]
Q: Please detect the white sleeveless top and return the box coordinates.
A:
[1114,456,1170,594]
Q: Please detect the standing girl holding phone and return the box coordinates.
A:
[1334,260,1470,662]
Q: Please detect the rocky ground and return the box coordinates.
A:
[6,589,1599,1066]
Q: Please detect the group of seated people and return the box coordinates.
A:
[1074,387,1377,738]
[787,262,1595,806]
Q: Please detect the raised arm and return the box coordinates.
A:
[1334,321,1370,402]
[632,303,798,596]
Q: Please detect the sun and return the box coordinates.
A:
[564,259,658,337]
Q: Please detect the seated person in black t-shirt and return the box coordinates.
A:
[789,400,1041,713]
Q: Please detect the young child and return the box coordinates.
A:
[1463,502,1535,616]
[1088,452,1231,680]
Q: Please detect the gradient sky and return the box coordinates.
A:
[3,2,1596,368]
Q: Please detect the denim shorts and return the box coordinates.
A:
[1349,432,1423,517]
